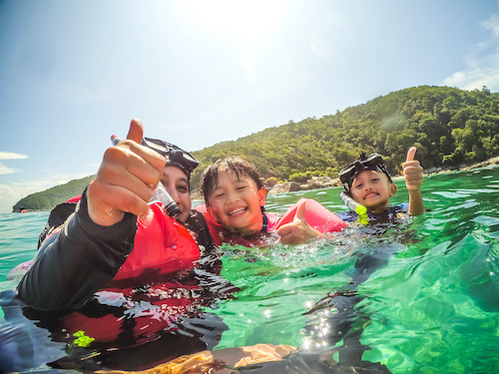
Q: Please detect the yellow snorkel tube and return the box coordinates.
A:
[339,191,369,224]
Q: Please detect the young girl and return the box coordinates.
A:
[200,156,346,246]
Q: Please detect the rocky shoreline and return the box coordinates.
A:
[190,156,499,200]
[266,156,499,194]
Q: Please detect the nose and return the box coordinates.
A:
[226,190,240,204]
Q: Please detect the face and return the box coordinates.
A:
[350,170,397,212]
[208,170,266,236]
[161,166,191,223]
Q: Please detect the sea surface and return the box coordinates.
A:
[1,167,499,373]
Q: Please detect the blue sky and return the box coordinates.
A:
[0,0,498,213]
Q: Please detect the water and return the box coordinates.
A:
[1,168,499,373]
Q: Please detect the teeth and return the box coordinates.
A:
[229,208,246,216]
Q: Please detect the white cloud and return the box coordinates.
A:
[0,152,28,160]
[0,152,28,175]
[0,163,17,175]
[443,14,499,91]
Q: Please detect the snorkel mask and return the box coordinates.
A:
[142,137,199,179]
[339,153,392,194]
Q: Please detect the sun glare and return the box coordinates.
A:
[182,0,288,42]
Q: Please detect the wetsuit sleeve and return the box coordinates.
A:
[17,190,138,311]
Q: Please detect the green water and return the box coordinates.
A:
[211,168,499,373]
[1,168,499,373]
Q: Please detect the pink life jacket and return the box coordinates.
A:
[196,198,347,247]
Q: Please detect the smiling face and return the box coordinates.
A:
[350,169,397,213]
[160,165,192,223]
[207,170,266,236]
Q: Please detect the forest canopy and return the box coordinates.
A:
[14,85,499,211]
[189,85,499,187]
[13,176,94,212]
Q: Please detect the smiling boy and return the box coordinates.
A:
[200,156,346,246]
[339,147,425,218]
[207,167,267,236]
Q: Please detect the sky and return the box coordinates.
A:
[1,0,499,213]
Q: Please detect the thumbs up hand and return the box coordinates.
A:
[87,119,166,226]
[402,147,423,192]
[277,200,321,245]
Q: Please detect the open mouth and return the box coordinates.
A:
[364,192,378,200]
[228,207,248,216]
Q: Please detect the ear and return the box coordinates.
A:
[389,183,397,197]
[258,188,267,207]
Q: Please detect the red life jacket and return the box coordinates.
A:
[112,202,200,281]
[60,202,201,343]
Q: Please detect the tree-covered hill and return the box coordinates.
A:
[12,175,94,212]
[14,85,499,211]
[190,85,499,187]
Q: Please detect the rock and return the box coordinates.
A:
[306,176,341,189]
[268,182,301,194]
[268,177,342,194]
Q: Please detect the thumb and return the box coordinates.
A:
[293,199,307,223]
[127,118,144,144]
[406,147,417,162]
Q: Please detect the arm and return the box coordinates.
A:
[17,191,137,311]
[403,147,425,215]
[18,119,166,310]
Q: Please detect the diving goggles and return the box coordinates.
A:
[339,153,392,192]
[142,137,199,177]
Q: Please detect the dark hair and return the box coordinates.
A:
[201,156,263,207]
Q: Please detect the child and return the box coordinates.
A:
[200,156,347,246]
[338,147,424,220]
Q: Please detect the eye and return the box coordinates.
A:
[236,186,246,191]
[354,182,363,189]
[213,192,225,199]
[177,184,188,193]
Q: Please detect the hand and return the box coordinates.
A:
[87,119,166,226]
[402,147,423,192]
[277,200,321,245]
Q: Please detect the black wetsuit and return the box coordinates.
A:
[10,191,236,372]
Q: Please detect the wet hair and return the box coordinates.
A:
[201,156,263,207]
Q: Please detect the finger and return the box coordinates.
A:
[127,118,144,144]
[103,145,163,193]
[406,147,417,162]
[278,228,301,245]
[276,224,293,237]
[405,164,423,173]
[403,160,420,168]
[88,179,149,225]
[293,200,307,222]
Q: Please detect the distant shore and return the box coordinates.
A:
[266,156,499,194]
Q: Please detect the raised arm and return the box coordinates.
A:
[402,147,425,215]
[17,119,166,311]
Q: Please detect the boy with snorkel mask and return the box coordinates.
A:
[339,147,425,220]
